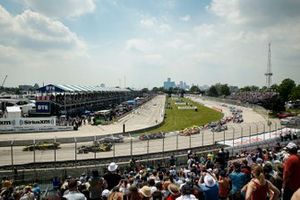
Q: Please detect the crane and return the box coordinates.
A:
[1,75,7,88]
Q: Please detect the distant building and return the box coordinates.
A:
[178,81,190,90]
[163,78,176,90]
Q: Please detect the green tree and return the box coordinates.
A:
[278,78,296,102]
[270,84,279,92]
[289,85,300,101]
[207,85,219,97]
[260,86,268,92]
[220,84,231,96]
[152,87,159,93]
[190,85,200,94]
[249,85,259,91]
[240,86,251,92]
[262,95,285,112]
[141,88,149,93]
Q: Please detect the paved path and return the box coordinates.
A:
[0,96,282,166]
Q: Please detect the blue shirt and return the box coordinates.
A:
[229,171,246,194]
[200,183,219,200]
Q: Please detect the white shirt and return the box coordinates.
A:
[63,191,87,200]
[176,194,197,200]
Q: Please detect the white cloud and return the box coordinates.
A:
[140,16,171,33]
[208,0,300,26]
[126,38,154,53]
[24,0,96,18]
[207,0,244,24]
[180,15,191,22]
[0,5,85,51]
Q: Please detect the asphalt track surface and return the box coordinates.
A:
[0,95,280,166]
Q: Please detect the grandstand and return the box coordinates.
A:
[35,84,143,117]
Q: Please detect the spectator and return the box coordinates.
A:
[102,189,110,200]
[218,170,230,200]
[228,162,246,200]
[176,184,196,200]
[292,188,300,200]
[166,184,180,200]
[139,186,151,200]
[32,183,41,200]
[243,164,279,200]
[108,187,123,200]
[63,179,86,200]
[283,142,300,200]
[20,186,35,200]
[128,185,141,200]
[199,174,219,200]
[104,162,122,190]
[89,170,106,200]
[169,155,176,167]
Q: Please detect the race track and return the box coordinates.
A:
[0,95,281,166]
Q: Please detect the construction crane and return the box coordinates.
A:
[1,75,7,88]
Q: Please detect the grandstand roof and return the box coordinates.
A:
[37,84,130,93]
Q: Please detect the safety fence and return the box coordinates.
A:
[1,120,298,170]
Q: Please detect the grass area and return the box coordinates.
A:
[143,97,223,134]
[287,108,300,115]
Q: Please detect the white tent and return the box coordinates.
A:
[4,106,22,118]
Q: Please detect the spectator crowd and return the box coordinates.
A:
[1,140,300,200]
[228,91,277,105]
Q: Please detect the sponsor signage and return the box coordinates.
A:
[36,101,51,114]
[0,117,56,130]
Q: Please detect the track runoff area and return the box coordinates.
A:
[0,95,282,166]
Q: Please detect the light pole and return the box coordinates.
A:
[232,127,235,157]
[255,122,259,143]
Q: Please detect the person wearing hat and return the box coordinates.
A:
[283,142,300,200]
[199,174,218,200]
[166,184,180,200]
[101,189,110,200]
[139,186,151,200]
[104,162,122,190]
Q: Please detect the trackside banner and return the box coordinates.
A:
[219,128,299,147]
[0,117,56,130]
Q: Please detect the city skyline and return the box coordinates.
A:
[0,0,300,88]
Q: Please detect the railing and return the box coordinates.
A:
[1,119,297,169]
[1,126,299,185]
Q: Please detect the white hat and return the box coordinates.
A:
[102,189,110,197]
[204,175,216,187]
[286,142,297,150]
[108,162,118,172]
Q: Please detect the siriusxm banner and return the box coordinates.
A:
[36,101,51,113]
[0,117,56,130]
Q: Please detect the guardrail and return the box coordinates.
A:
[1,119,297,169]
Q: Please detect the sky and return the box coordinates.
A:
[0,0,299,89]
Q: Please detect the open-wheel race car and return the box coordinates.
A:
[23,142,61,151]
[179,126,200,136]
[139,132,165,141]
[97,135,124,143]
[77,142,112,154]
